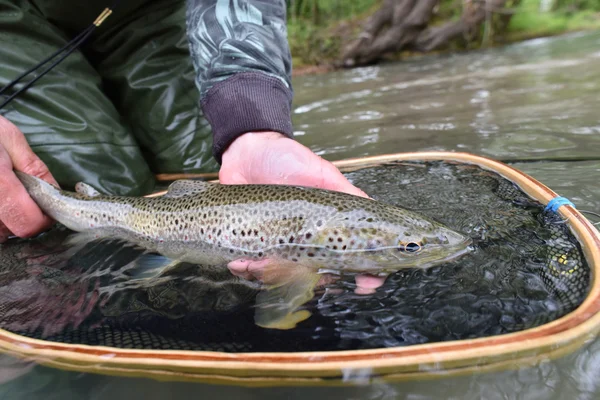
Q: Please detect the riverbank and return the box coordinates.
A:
[289,1,600,76]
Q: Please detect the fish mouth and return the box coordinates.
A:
[419,237,474,268]
[390,235,473,268]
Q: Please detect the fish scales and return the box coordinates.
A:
[16,172,471,273]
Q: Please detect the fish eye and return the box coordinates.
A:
[397,241,422,253]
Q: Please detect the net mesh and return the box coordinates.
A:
[0,161,590,352]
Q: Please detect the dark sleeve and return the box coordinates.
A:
[185,0,294,164]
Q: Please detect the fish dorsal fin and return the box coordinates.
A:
[75,182,101,197]
[163,180,213,198]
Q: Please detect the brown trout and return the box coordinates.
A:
[16,172,472,329]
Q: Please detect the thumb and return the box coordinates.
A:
[0,116,58,186]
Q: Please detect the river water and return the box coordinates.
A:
[1,31,599,399]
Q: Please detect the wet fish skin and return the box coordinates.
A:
[15,172,471,272]
[16,172,472,329]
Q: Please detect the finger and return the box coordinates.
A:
[354,273,387,295]
[0,116,58,186]
[227,259,256,281]
[318,158,370,199]
[0,145,53,238]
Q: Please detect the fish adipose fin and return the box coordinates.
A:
[162,180,213,198]
[253,261,322,330]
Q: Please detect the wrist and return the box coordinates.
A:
[200,72,294,164]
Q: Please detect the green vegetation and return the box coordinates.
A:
[286,0,600,72]
[287,0,381,68]
[507,0,600,40]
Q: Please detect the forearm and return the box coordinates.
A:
[185,0,294,163]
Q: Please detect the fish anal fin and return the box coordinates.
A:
[253,261,321,330]
[163,180,213,198]
[126,254,182,280]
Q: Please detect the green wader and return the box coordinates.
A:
[0,0,219,196]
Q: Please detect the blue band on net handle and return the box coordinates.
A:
[545,196,576,213]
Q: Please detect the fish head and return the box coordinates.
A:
[382,220,472,269]
[317,208,473,272]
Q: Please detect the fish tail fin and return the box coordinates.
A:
[14,171,60,200]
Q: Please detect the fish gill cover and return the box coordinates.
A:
[0,161,590,352]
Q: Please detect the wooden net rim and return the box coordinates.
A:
[0,152,598,384]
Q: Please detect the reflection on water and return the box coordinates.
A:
[0,31,599,399]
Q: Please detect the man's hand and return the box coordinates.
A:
[0,116,58,243]
[219,131,387,294]
[219,131,368,197]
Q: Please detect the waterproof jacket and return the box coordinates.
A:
[0,0,294,195]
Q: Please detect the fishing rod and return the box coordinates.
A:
[0,2,120,110]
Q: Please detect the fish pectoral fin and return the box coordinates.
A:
[125,253,181,280]
[163,179,214,198]
[254,264,321,330]
[74,182,101,197]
